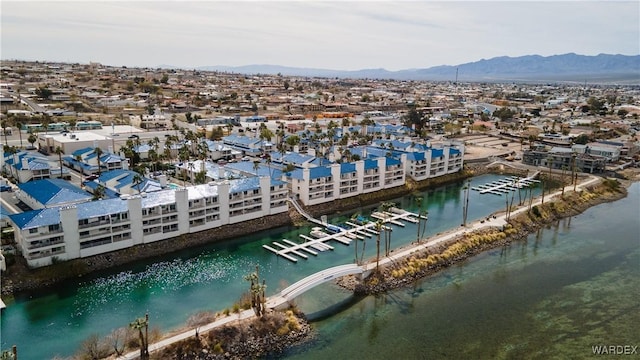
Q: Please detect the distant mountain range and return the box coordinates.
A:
[172,53,639,84]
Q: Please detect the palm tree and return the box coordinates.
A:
[94,147,104,175]
[129,314,149,360]
[92,184,105,201]
[379,202,395,255]
[374,220,383,271]
[187,162,195,186]
[28,132,37,149]
[421,210,429,240]
[164,138,174,163]
[244,265,267,318]
[572,153,578,192]
[1,120,9,146]
[265,154,273,178]
[132,173,143,194]
[561,165,567,197]
[543,156,553,204]
[414,196,423,243]
[15,120,24,148]
[75,154,84,183]
[54,146,64,178]
[253,160,260,175]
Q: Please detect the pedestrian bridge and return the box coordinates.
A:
[267,264,364,309]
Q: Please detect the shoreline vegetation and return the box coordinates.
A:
[340,176,631,296]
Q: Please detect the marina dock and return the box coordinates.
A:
[263,206,425,263]
[471,173,540,196]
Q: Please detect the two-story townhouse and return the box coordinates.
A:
[222,135,269,157]
[3,152,52,183]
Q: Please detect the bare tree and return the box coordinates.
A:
[78,333,109,360]
[107,327,131,357]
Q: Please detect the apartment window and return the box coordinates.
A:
[29,228,38,234]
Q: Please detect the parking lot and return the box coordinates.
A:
[462,134,522,160]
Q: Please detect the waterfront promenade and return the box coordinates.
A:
[117,175,601,359]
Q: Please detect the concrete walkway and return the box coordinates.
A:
[118,309,256,359]
[117,175,602,359]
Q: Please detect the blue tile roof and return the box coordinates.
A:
[310,158,332,166]
[286,168,304,180]
[100,153,125,164]
[7,152,51,171]
[309,166,332,179]
[364,159,379,170]
[82,181,120,199]
[76,198,128,219]
[340,162,356,174]
[186,184,220,200]
[228,177,261,194]
[270,179,287,187]
[17,179,92,206]
[223,135,261,148]
[372,139,411,150]
[99,169,131,182]
[431,148,444,158]
[141,189,178,207]
[9,208,60,229]
[225,161,283,179]
[72,147,94,157]
[406,152,426,162]
[282,152,315,166]
[386,157,401,166]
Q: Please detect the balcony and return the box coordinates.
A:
[78,219,110,229]
[27,246,65,260]
[143,218,162,226]
[79,227,111,239]
[27,236,64,250]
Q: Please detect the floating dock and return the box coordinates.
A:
[472,172,540,196]
[263,207,424,263]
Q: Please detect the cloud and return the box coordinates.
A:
[1,1,638,70]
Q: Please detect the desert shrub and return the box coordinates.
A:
[531,206,541,217]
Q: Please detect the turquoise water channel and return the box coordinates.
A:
[284,183,640,359]
[3,174,546,358]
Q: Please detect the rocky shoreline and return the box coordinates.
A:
[2,164,497,296]
[152,309,313,360]
[338,177,631,295]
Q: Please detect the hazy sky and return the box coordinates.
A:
[2,1,638,70]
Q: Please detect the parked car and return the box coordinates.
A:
[85,174,99,181]
[0,185,12,192]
